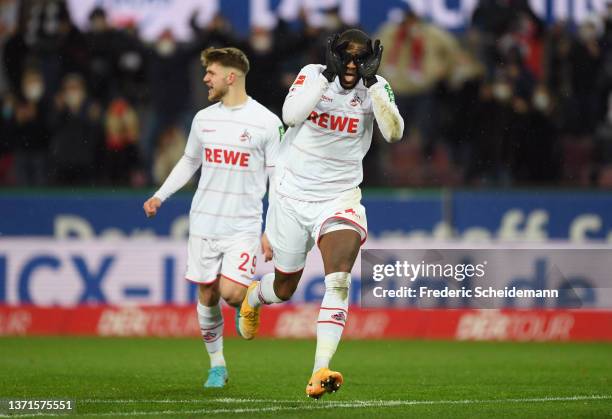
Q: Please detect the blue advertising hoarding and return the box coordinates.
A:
[1,190,611,241]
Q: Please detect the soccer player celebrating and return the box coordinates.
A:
[143,47,281,388]
[237,29,404,398]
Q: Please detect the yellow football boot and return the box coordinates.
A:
[237,282,260,340]
[305,368,344,399]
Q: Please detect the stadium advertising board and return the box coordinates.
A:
[1,305,611,341]
[1,239,611,308]
[1,192,611,241]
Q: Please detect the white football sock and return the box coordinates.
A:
[313,272,351,372]
[248,273,283,307]
[197,301,225,367]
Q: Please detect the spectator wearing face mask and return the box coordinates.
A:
[143,29,195,174]
[12,68,50,186]
[49,73,104,185]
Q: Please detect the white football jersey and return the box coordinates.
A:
[184,97,282,237]
[277,64,385,201]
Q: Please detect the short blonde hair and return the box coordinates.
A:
[201,47,250,75]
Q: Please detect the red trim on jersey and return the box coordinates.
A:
[185,276,218,285]
[320,307,348,313]
[317,320,345,327]
[220,274,249,288]
[317,215,368,246]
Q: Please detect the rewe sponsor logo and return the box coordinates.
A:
[307,111,359,133]
[204,147,250,167]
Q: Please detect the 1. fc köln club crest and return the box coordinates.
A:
[239,129,252,142]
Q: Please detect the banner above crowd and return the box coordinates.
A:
[65,0,610,41]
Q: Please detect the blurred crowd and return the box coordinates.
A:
[1,0,612,188]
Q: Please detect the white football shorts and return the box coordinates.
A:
[185,234,260,287]
[265,187,367,273]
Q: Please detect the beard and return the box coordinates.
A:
[208,85,228,102]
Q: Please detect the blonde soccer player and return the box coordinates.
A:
[144,47,282,388]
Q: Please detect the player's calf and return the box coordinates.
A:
[237,270,301,339]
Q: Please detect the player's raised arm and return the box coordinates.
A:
[357,40,404,143]
[143,119,203,217]
[282,36,344,126]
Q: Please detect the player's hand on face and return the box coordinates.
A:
[261,233,273,262]
[143,197,162,218]
[322,34,348,82]
[356,39,383,88]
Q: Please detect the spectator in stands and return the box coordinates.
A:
[466,77,515,184]
[3,13,29,95]
[375,7,462,151]
[84,7,119,105]
[104,97,142,186]
[114,21,147,105]
[471,0,540,78]
[29,0,88,96]
[49,73,104,185]
[521,83,560,183]
[594,91,612,184]
[0,92,16,184]
[567,18,603,135]
[144,29,196,170]
[12,67,50,186]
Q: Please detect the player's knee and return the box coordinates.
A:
[220,286,246,308]
[198,282,220,305]
[274,278,299,301]
[331,260,355,274]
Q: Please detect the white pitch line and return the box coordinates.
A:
[1,395,610,418]
[76,394,612,405]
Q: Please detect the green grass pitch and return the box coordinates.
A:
[1,337,610,417]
